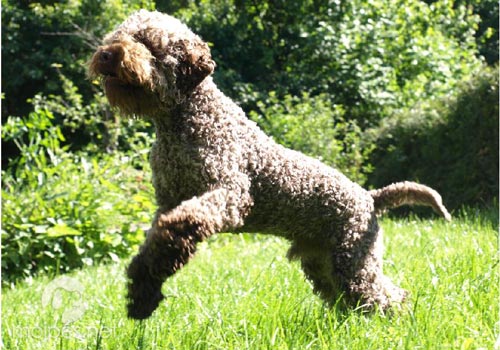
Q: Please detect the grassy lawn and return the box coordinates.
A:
[2,211,498,350]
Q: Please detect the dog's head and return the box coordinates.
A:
[88,10,215,116]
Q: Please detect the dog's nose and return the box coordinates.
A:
[99,50,113,63]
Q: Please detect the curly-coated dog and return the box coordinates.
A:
[88,10,451,320]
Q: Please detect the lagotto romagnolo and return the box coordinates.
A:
[88,10,451,320]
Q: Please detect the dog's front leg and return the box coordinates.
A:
[127,185,252,319]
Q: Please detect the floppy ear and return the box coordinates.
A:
[175,37,216,93]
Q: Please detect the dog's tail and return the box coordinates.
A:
[369,181,451,221]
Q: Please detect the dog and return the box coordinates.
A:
[88,10,451,319]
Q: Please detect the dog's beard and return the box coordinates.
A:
[104,77,159,117]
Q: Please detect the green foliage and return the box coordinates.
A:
[422,0,499,65]
[250,93,372,184]
[1,103,155,286]
[32,70,153,155]
[175,0,482,126]
[474,0,499,65]
[290,0,482,125]
[1,0,154,117]
[368,65,498,208]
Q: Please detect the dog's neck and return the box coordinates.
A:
[152,77,222,136]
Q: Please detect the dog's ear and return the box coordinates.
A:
[175,37,216,93]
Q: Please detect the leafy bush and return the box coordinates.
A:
[1,103,155,286]
[250,93,372,184]
[175,0,482,126]
[435,0,499,65]
[474,0,499,65]
[368,65,498,208]
[1,0,153,118]
[34,71,154,155]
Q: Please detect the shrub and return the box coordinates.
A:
[174,0,482,127]
[1,104,155,286]
[367,65,498,208]
[1,0,154,118]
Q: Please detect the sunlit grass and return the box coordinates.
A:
[2,211,498,349]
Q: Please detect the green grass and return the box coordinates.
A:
[2,211,498,350]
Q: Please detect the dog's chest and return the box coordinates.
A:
[150,133,210,209]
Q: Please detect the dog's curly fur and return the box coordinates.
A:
[88,10,451,320]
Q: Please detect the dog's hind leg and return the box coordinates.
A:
[288,243,344,304]
[333,222,408,311]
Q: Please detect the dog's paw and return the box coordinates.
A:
[375,284,409,314]
[126,254,165,320]
[127,290,164,320]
